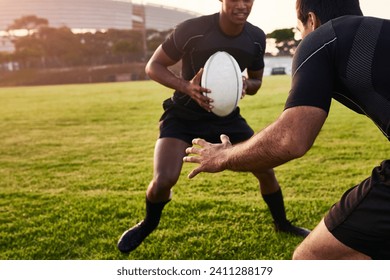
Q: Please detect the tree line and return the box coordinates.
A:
[0,15,171,70]
[0,15,298,71]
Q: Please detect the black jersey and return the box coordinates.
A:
[285,16,390,140]
[161,13,266,117]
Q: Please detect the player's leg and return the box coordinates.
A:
[253,169,310,237]
[294,160,390,259]
[223,114,310,237]
[117,137,189,253]
[146,137,189,202]
[292,219,371,259]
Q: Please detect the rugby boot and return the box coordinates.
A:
[117,198,170,253]
[117,220,153,253]
[274,220,311,237]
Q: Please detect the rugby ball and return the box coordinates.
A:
[201,51,243,117]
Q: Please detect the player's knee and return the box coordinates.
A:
[253,168,275,179]
[150,173,178,194]
[292,244,311,260]
[155,174,177,188]
[292,246,303,260]
[147,183,172,202]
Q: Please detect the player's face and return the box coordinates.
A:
[220,0,254,25]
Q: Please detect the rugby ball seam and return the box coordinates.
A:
[201,51,242,117]
[226,54,241,111]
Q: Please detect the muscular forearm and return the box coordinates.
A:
[224,121,300,172]
[223,106,326,172]
[245,68,263,96]
[184,97,326,179]
[145,61,189,93]
[146,55,211,111]
[245,78,262,95]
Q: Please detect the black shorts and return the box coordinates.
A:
[159,107,254,145]
[324,160,390,260]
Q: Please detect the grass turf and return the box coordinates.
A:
[0,76,387,259]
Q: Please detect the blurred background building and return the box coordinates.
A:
[0,0,199,52]
[0,0,294,85]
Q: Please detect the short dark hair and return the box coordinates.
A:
[296,0,363,24]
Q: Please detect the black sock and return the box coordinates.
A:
[143,197,170,233]
[262,188,288,225]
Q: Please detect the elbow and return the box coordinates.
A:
[292,143,310,159]
[247,86,260,96]
[273,106,324,162]
[145,60,162,81]
[245,79,262,96]
[145,61,152,77]
[279,134,312,161]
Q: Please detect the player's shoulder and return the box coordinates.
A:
[331,15,366,31]
[175,13,217,35]
[244,21,266,43]
[245,21,265,36]
[294,21,337,60]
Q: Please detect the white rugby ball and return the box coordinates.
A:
[201,51,243,117]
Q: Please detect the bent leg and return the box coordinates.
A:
[253,168,280,195]
[117,137,189,253]
[253,169,310,237]
[146,137,190,202]
[293,219,371,260]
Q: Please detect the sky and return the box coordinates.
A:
[141,0,390,34]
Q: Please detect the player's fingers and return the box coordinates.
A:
[191,138,209,147]
[184,145,201,156]
[199,93,213,104]
[200,86,211,94]
[183,155,200,163]
[188,167,201,179]
[195,92,212,112]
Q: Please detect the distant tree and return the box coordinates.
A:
[6,15,50,67]
[12,25,84,68]
[0,52,12,68]
[12,35,44,68]
[267,28,300,56]
[106,29,143,62]
[38,26,83,67]
[0,52,8,63]
[7,15,49,35]
[76,31,112,65]
[267,28,295,43]
[8,19,179,69]
[113,40,136,63]
[78,31,111,65]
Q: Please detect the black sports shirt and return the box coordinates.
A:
[161,13,266,116]
[285,16,390,140]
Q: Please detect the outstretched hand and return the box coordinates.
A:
[183,134,232,179]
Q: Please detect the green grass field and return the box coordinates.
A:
[0,76,387,260]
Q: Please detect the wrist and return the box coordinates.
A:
[178,78,190,94]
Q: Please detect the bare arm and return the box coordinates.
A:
[145,45,212,111]
[184,106,327,178]
[243,68,263,96]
